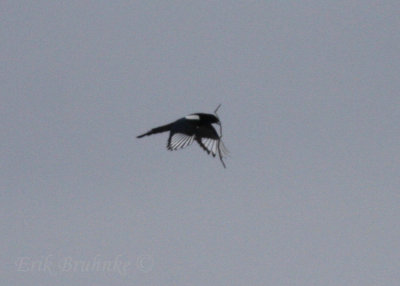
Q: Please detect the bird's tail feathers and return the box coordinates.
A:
[137,123,172,138]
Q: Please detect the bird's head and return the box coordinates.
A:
[209,114,221,125]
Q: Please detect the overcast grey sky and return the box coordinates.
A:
[2,1,400,285]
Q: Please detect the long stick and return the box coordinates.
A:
[214,104,226,168]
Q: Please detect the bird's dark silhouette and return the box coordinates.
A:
[137,106,228,168]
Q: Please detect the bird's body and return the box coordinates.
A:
[137,111,228,167]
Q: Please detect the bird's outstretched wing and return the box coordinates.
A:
[166,118,197,151]
[167,133,195,151]
[195,124,229,167]
[195,125,220,157]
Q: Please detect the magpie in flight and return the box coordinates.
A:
[137,105,229,168]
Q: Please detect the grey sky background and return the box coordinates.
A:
[2,1,399,285]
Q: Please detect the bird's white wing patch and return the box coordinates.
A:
[168,133,194,150]
[200,137,218,156]
[184,114,200,120]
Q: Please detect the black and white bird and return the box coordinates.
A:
[137,105,229,168]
